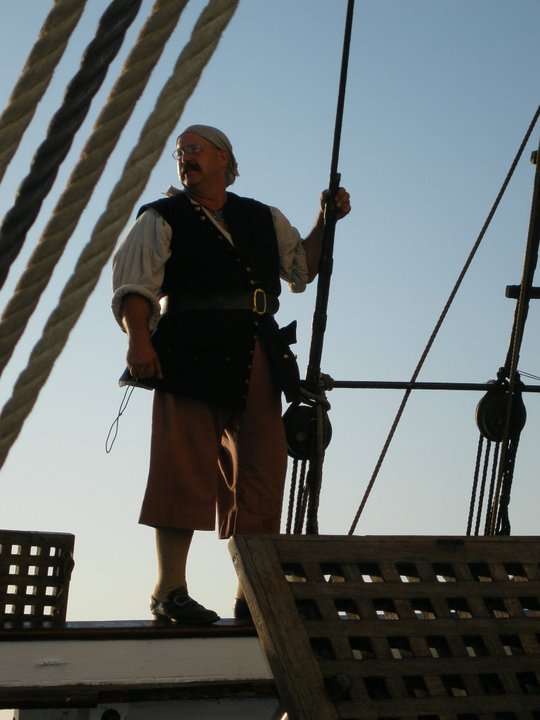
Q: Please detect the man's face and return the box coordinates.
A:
[176,132,228,190]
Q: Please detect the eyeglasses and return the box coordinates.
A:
[172,144,203,160]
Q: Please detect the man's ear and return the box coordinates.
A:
[217,148,229,168]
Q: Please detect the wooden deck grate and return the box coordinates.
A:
[0,529,74,625]
[230,534,540,720]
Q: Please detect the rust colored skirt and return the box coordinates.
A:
[138,341,288,538]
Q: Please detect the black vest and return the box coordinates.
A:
[135,192,300,408]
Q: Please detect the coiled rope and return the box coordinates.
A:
[0,0,143,290]
[348,103,540,536]
[0,0,239,470]
[0,0,189,380]
[0,0,87,184]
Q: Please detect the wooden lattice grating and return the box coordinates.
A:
[230,534,540,720]
[0,529,75,625]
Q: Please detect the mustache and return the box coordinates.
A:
[183,162,201,173]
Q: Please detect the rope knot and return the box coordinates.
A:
[299,385,331,412]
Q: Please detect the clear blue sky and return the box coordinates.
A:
[1,0,540,629]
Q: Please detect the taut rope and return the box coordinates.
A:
[0,0,87,184]
[0,0,143,290]
[0,0,239,470]
[0,0,190,380]
[486,138,540,535]
[285,0,355,535]
[348,104,540,536]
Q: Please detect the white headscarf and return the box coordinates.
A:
[179,124,239,187]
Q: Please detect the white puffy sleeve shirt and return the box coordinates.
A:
[112,201,309,331]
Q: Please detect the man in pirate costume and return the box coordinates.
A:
[112,125,351,624]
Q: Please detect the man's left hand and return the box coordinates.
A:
[322,186,351,220]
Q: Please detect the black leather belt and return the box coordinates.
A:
[165,289,280,315]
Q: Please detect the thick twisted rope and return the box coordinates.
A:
[0,0,87,184]
[0,0,189,380]
[0,0,143,290]
[0,0,240,470]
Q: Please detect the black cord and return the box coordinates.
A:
[105,384,136,454]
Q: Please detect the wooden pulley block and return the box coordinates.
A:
[475,384,526,442]
[283,403,332,461]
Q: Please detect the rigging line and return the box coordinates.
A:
[348,103,540,536]
[488,139,540,535]
[0,0,143,291]
[305,0,355,390]
[503,144,540,380]
[332,379,540,392]
[294,0,354,537]
[305,400,328,534]
[467,434,485,536]
[0,0,240,472]
[294,465,310,535]
[0,0,190,381]
[475,440,495,536]
[285,458,299,535]
[518,370,540,381]
[285,0,355,536]
[484,442,501,535]
[0,0,87,185]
